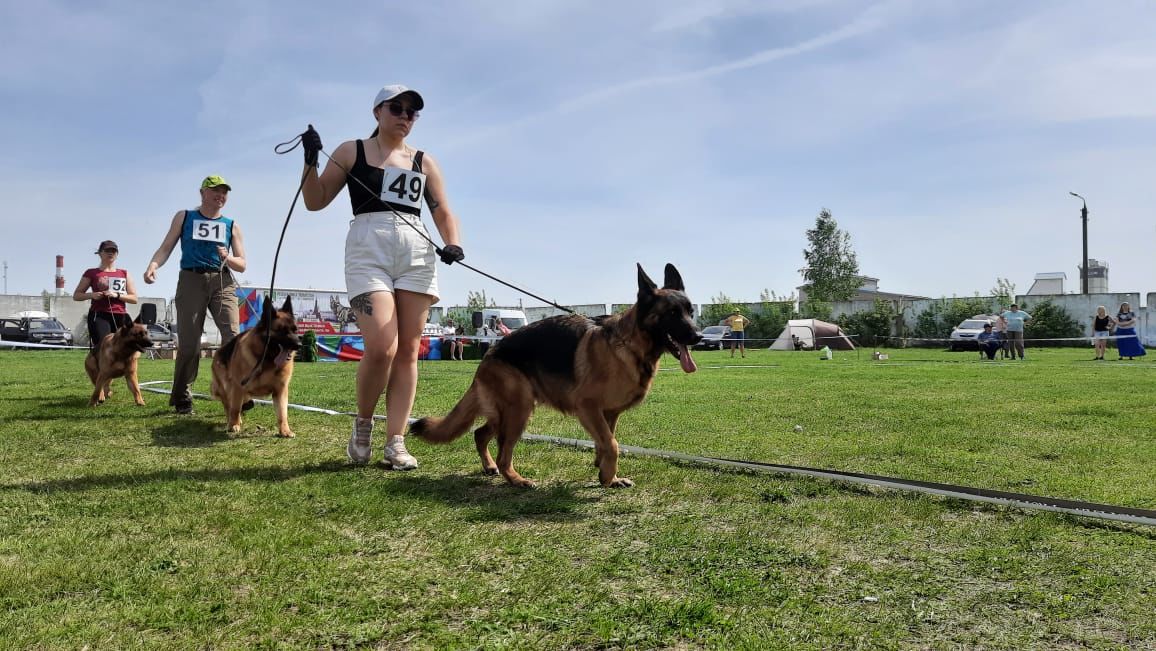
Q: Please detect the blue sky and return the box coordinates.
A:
[2,1,1154,308]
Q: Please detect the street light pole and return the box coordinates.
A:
[1069,192,1089,294]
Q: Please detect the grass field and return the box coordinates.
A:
[1,346,1154,650]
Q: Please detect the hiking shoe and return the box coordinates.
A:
[241,399,256,412]
[174,401,195,415]
[347,417,374,465]
[383,436,419,470]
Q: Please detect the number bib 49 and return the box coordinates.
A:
[379,167,426,211]
[192,218,229,243]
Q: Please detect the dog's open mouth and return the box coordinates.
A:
[666,335,698,373]
[272,342,299,368]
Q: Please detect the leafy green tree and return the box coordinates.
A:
[990,278,1016,309]
[698,292,741,329]
[836,299,896,347]
[1018,298,1082,345]
[912,297,995,340]
[800,208,860,314]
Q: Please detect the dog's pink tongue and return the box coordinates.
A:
[678,343,697,373]
[275,349,291,368]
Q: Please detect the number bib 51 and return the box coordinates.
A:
[192,219,229,243]
[379,167,426,210]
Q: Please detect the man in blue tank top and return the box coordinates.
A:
[144,175,248,414]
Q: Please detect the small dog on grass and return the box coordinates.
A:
[86,320,154,406]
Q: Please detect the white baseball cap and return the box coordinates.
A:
[373,85,425,110]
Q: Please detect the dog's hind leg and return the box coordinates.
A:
[89,376,107,406]
[494,404,535,488]
[473,422,498,475]
[577,406,633,488]
[224,388,244,433]
[591,410,621,470]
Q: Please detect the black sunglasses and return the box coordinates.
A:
[382,101,419,121]
[101,248,118,253]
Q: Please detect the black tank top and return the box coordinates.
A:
[1094,315,1111,331]
[347,140,425,216]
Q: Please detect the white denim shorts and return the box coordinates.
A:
[345,212,439,302]
[1093,330,1110,338]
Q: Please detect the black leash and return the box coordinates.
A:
[274,130,575,315]
[238,161,309,386]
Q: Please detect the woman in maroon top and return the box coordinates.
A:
[72,240,139,349]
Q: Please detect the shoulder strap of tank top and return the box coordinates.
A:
[355,140,367,167]
[413,150,424,173]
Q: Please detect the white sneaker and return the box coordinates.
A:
[383,436,419,470]
[347,417,373,465]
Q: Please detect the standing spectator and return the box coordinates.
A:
[143,175,247,414]
[1114,302,1146,361]
[442,318,463,361]
[976,322,1002,360]
[994,313,1010,359]
[1000,304,1032,360]
[73,240,138,349]
[725,310,748,358]
[477,318,497,357]
[1091,306,1116,361]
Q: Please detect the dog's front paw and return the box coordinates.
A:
[481,465,499,476]
[228,424,242,433]
[605,477,634,488]
[277,429,295,438]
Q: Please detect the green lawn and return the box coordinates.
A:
[1,347,1154,650]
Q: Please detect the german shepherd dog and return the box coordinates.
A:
[411,263,701,488]
[85,319,154,406]
[210,296,301,437]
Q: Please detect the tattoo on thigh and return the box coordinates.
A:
[351,293,374,316]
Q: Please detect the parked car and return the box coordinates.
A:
[147,323,177,345]
[948,317,994,351]
[0,316,74,346]
[694,325,733,350]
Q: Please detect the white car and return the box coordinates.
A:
[949,317,994,351]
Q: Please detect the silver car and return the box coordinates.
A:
[949,318,994,351]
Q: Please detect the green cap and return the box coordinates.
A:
[201,175,232,190]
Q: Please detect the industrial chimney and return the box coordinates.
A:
[55,254,65,296]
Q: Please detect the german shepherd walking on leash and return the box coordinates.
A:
[411,263,701,488]
[210,296,301,437]
[86,320,154,406]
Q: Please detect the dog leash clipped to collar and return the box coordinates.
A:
[274,130,575,315]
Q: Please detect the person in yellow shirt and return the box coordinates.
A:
[725,310,748,358]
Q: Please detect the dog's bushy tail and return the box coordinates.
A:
[409,382,482,443]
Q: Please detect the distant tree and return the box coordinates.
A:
[466,290,496,311]
[990,278,1016,308]
[800,208,860,314]
[912,297,993,340]
[837,299,896,347]
[698,292,741,329]
[1018,298,1082,345]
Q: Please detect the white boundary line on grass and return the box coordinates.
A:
[138,381,1156,527]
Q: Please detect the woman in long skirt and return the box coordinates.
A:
[1114,302,1146,360]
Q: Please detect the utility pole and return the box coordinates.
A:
[2,260,6,294]
[1069,192,1089,294]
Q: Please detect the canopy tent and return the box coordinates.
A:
[769,319,856,351]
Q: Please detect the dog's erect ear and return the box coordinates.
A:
[261,296,275,327]
[280,295,294,317]
[133,313,143,325]
[662,264,685,292]
[637,263,657,300]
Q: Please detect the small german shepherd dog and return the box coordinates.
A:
[411,263,701,488]
[210,296,300,437]
[86,319,154,406]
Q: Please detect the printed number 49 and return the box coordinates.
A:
[388,174,422,202]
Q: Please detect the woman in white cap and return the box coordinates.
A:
[73,239,138,349]
[300,85,464,470]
